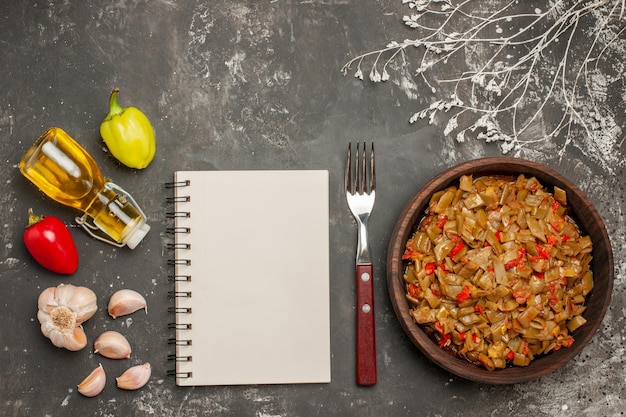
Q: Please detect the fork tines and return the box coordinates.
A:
[345,142,376,195]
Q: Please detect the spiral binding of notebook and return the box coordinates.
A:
[165,179,193,379]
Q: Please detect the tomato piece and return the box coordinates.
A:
[439,333,451,347]
[23,209,78,274]
[436,214,448,229]
[504,258,519,270]
[456,285,471,304]
[449,241,465,259]
[407,283,421,298]
[506,248,527,270]
[424,262,436,275]
[535,243,551,260]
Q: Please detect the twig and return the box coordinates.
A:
[342,0,626,164]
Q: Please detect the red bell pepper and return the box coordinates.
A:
[24,209,78,274]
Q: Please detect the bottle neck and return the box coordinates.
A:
[85,186,145,245]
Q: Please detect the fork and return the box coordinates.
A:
[345,142,377,386]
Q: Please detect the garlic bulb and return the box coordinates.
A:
[94,331,131,359]
[116,363,151,390]
[108,289,147,319]
[77,364,106,397]
[37,284,97,351]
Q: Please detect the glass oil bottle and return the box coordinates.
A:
[19,127,150,249]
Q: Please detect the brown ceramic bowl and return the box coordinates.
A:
[387,157,613,384]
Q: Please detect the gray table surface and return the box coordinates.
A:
[1,1,624,416]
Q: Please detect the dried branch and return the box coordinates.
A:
[342,0,626,167]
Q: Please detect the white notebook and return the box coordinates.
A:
[168,170,331,386]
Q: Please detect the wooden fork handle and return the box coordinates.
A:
[356,263,377,386]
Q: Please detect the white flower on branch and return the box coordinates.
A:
[370,68,383,82]
[484,79,503,96]
[444,115,458,135]
[403,15,422,28]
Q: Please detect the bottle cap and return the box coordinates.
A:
[124,222,151,250]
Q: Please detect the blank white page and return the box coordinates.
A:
[172,170,330,386]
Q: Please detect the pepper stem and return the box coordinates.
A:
[105,87,124,120]
[27,208,42,227]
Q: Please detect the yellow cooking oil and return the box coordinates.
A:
[19,127,150,249]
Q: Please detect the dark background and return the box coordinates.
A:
[0,1,624,416]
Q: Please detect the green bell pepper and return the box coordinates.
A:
[100,88,156,169]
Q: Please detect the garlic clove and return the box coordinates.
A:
[47,326,66,348]
[108,289,147,319]
[69,286,98,324]
[54,283,77,307]
[94,331,131,359]
[63,326,88,351]
[78,364,106,397]
[37,287,57,313]
[116,363,151,390]
[38,310,55,338]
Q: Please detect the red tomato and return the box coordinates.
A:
[23,209,78,274]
